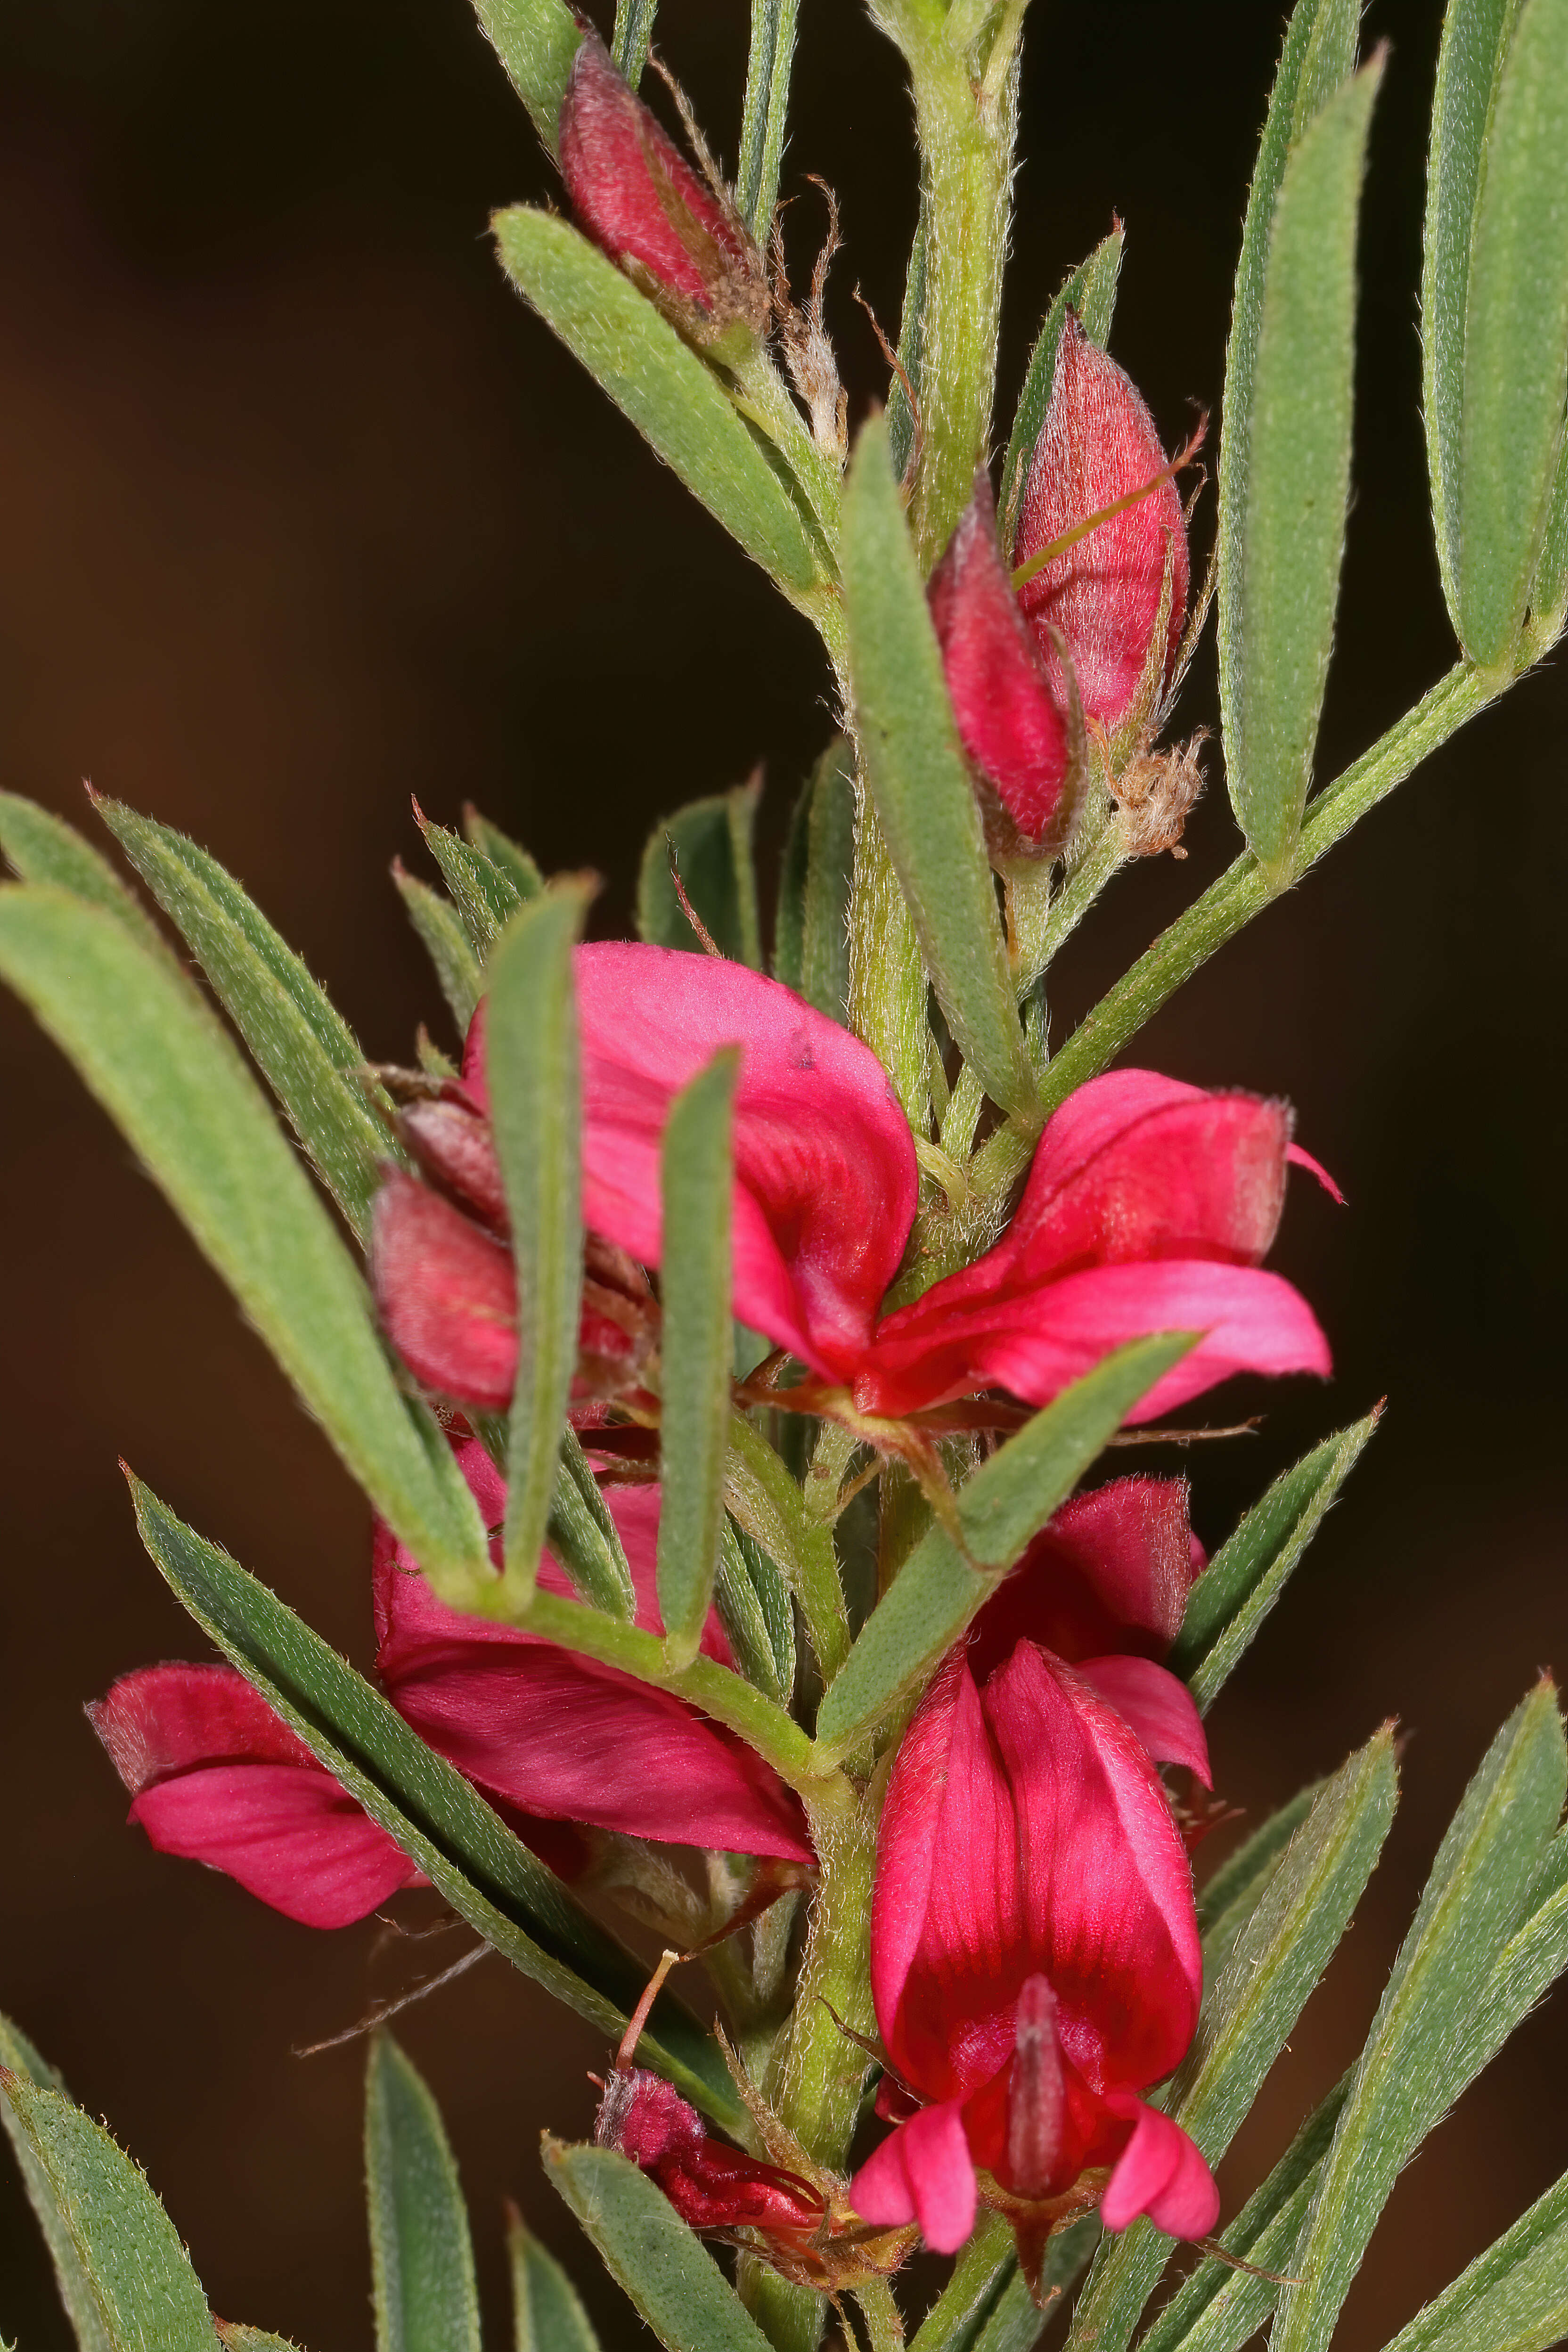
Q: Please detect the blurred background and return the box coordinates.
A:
[0,0,1563,2344]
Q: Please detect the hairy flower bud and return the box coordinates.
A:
[1013,316,1190,736]
[558,33,766,357]
[398,1093,507,1230]
[928,472,1078,857]
[595,2067,827,2238]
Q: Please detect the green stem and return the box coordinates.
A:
[1027,816,1124,988]
[855,2275,909,2351]
[1034,660,1495,1119]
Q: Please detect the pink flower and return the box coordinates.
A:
[383,947,1331,1427]
[1013,315,1191,735]
[91,1446,812,1929]
[847,1628,1218,2257]
[557,33,763,349]
[968,1476,1210,1784]
[928,472,1075,851]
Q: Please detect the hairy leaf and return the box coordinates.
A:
[1381,2163,1568,2352]
[468,0,582,157]
[737,0,800,237]
[395,866,483,1032]
[638,778,763,968]
[657,1050,739,1666]
[416,808,528,958]
[508,2206,602,2352]
[0,792,164,955]
[841,414,1034,1116]
[366,2035,481,2352]
[464,810,545,903]
[543,2141,775,2352]
[774,738,855,1020]
[0,2013,114,2352]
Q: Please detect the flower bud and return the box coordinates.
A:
[1013,316,1190,735]
[558,33,766,357]
[928,472,1078,857]
[595,2067,828,2237]
[398,1093,506,1232]
[370,1168,518,1411]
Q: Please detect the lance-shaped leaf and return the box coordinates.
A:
[395,865,483,1032]
[910,2210,1099,2352]
[841,415,1035,1116]
[725,1414,850,1682]
[469,0,582,157]
[547,1425,637,1619]
[128,1471,744,2130]
[464,809,545,904]
[366,2035,481,2352]
[774,737,854,1020]
[0,887,487,1589]
[998,225,1125,549]
[1198,1780,1321,1961]
[737,0,799,237]
[1455,0,1568,664]
[97,800,392,1243]
[1217,0,1359,856]
[416,807,528,958]
[1136,2082,1348,2352]
[543,2141,775,2352]
[611,0,655,85]
[1275,1681,1568,2352]
[1171,1406,1380,1708]
[1224,54,1382,880]
[487,886,590,1606]
[638,778,763,968]
[0,791,164,954]
[813,1334,1194,1756]
[216,2329,305,2350]
[1421,0,1524,630]
[1066,1729,1397,2352]
[0,2052,219,2350]
[714,1518,795,1706]
[887,200,928,486]
[0,2013,114,2352]
[493,210,826,610]
[1382,2164,1568,2352]
[508,2205,602,2352]
[657,1050,739,1666]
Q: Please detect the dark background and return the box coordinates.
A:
[0,1,1563,2344]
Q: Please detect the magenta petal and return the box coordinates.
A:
[466,947,918,1379]
[929,474,1071,841]
[130,1764,422,1929]
[1288,1139,1347,1204]
[1077,1657,1211,1784]
[859,1258,1330,1422]
[851,2104,977,2254]
[371,1169,518,1409]
[968,1477,1196,1674]
[1099,2099,1219,2238]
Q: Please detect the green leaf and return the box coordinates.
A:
[0,2013,114,2352]
[714,1517,796,1706]
[129,1472,744,2132]
[1136,2081,1348,2352]
[1421,0,1525,629]
[998,225,1125,549]
[774,739,855,1020]
[416,807,528,959]
[366,2035,481,2352]
[486,886,590,1606]
[611,0,655,86]
[463,809,545,903]
[1197,1780,1321,1958]
[813,1334,1194,1756]
[96,800,392,1243]
[543,2141,775,2352]
[1529,430,1568,640]
[0,886,487,1589]
[0,2054,219,2350]
[908,2209,1099,2352]
[1170,1407,1380,1708]
[841,414,1034,1117]
[1455,0,1568,663]
[737,0,800,237]
[657,1050,739,1666]
[468,0,582,157]
[1067,1728,1398,2352]
[1381,2164,1568,2352]
[1224,54,1383,879]
[546,1425,637,1618]
[637,778,764,968]
[216,2329,306,2350]
[1275,1681,1568,2352]
[493,210,827,611]
[0,792,164,956]
[886,200,928,486]
[395,866,483,1032]
[1217,0,1359,863]
[725,1414,851,1682]
[508,2206,602,2352]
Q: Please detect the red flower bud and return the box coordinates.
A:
[1013,316,1190,736]
[928,472,1078,854]
[370,1168,518,1411]
[596,2067,828,2238]
[558,33,765,353]
[398,1094,507,1231]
